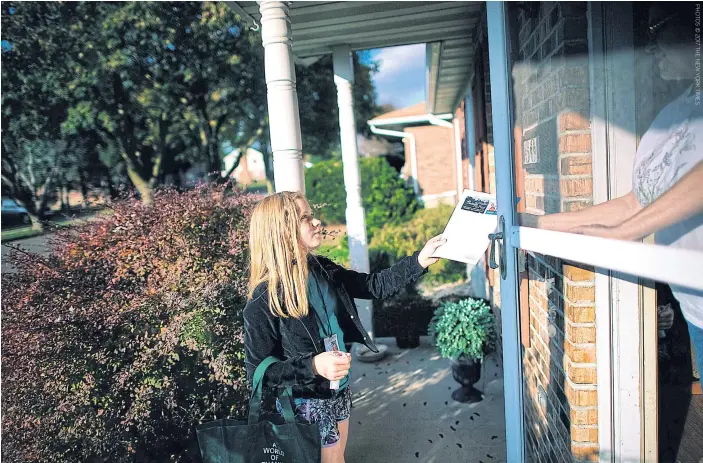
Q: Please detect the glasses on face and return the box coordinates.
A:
[648,12,677,45]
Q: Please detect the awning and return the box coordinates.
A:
[229,1,483,115]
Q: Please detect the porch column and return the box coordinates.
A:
[332,45,374,340]
[259,1,304,193]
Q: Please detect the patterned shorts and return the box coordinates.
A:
[277,386,352,447]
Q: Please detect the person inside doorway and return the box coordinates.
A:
[520,2,703,391]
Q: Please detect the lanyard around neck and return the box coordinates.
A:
[310,270,334,337]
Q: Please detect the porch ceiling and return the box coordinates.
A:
[230,1,483,115]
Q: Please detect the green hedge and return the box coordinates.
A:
[370,205,467,285]
[304,157,419,237]
[318,206,467,286]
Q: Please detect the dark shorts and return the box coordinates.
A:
[277,386,352,447]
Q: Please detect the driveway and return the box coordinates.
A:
[1,234,53,274]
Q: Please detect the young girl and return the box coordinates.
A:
[244,191,446,463]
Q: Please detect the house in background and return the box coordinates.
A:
[367,102,464,208]
[221,147,266,185]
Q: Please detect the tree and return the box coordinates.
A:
[57,2,269,203]
[1,2,84,226]
[2,2,381,204]
[296,51,380,158]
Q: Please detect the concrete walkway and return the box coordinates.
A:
[346,337,507,463]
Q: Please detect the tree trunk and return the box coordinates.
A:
[219,151,243,184]
[80,171,90,208]
[206,142,220,183]
[60,183,68,213]
[27,211,44,231]
[126,166,154,205]
[105,175,118,200]
[261,137,275,193]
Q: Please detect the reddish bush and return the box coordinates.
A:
[1,184,259,462]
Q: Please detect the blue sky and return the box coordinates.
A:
[367,44,425,110]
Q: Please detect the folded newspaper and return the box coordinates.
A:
[432,190,499,265]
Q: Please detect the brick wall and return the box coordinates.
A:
[403,125,457,199]
[510,2,599,462]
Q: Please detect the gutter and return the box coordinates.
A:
[368,113,458,199]
[368,125,419,196]
[226,2,260,31]
[369,113,453,127]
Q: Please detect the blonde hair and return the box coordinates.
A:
[247,191,310,319]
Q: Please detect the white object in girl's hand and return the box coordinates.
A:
[432,189,499,265]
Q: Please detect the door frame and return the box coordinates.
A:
[488,2,703,462]
[486,3,526,462]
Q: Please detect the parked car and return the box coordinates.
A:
[2,198,31,227]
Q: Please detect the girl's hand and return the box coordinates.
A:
[312,352,352,381]
[418,235,448,268]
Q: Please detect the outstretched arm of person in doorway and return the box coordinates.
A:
[518,191,642,232]
[571,161,703,241]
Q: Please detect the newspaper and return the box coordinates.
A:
[432,190,499,265]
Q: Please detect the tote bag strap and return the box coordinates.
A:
[249,357,296,425]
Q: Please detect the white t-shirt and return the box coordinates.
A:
[633,85,703,328]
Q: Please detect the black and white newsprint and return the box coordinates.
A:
[432,189,499,265]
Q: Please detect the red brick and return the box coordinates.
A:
[564,341,597,364]
[570,407,598,426]
[565,283,595,302]
[560,178,593,197]
[566,323,596,344]
[565,381,598,407]
[559,112,591,132]
[559,133,592,153]
[565,302,595,323]
[563,264,595,282]
[571,442,599,461]
[571,426,599,444]
[525,178,544,194]
[561,155,592,175]
[405,125,456,197]
[564,359,597,384]
[563,200,593,211]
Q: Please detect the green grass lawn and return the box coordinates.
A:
[0,218,76,242]
[1,226,45,242]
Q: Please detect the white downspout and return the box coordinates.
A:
[453,117,463,198]
[368,125,419,196]
[464,93,476,191]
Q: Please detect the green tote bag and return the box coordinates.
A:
[196,357,321,463]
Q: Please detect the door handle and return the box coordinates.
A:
[488,215,506,280]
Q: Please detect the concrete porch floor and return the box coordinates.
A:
[346,337,507,463]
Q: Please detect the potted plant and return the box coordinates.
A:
[429,298,497,403]
[376,285,436,349]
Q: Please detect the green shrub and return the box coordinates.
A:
[315,239,350,268]
[428,298,497,360]
[1,184,257,462]
[370,205,466,285]
[304,157,419,236]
